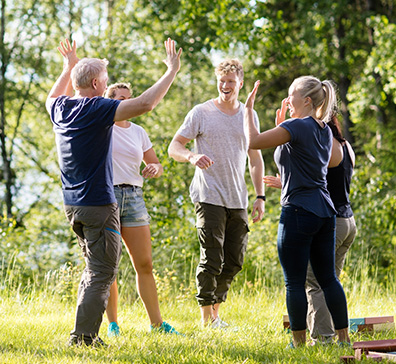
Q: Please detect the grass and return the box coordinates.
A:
[0,276,395,364]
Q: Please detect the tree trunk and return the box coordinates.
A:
[0,0,13,217]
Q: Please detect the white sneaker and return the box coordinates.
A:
[211,317,229,329]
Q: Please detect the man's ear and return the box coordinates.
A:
[239,79,244,89]
[92,78,98,90]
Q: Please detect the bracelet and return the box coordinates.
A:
[256,195,266,201]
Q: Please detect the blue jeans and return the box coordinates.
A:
[114,185,151,227]
[277,205,348,331]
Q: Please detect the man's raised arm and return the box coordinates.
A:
[46,39,80,113]
[113,38,182,121]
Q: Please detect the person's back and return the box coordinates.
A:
[52,95,120,205]
[274,115,335,217]
[46,37,181,347]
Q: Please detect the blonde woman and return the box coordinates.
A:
[244,76,350,347]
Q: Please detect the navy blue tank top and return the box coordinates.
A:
[326,143,354,218]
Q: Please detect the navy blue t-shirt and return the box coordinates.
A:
[50,96,121,206]
[274,116,336,218]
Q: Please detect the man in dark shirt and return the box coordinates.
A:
[46,38,181,346]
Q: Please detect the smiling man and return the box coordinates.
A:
[168,59,265,328]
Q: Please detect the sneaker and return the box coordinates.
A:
[337,340,352,348]
[150,321,184,336]
[108,322,120,337]
[310,335,333,346]
[286,340,295,349]
[68,334,107,348]
[211,317,229,329]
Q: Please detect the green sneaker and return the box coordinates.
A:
[150,321,184,336]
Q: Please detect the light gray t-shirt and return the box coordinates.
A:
[177,99,259,209]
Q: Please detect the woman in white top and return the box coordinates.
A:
[105,83,180,336]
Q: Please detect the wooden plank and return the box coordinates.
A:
[283,314,290,329]
[353,339,396,352]
[349,318,365,332]
[354,348,363,360]
[365,316,394,324]
[373,322,395,331]
[349,318,365,325]
[366,353,383,361]
[357,323,373,332]
[340,355,355,363]
[368,351,396,362]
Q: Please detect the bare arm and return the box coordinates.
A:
[168,134,214,169]
[345,140,355,167]
[114,38,182,121]
[244,81,291,150]
[141,147,163,178]
[46,39,79,113]
[248,148,265,223]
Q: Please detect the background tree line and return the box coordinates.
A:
[0,0,395,296]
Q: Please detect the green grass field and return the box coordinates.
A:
[0,275,395,364]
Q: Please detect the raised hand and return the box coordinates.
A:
[275,98,288,125]
[245,80,260,109]
[57,39,79,70]
[163,38,182,73]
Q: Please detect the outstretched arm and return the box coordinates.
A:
[114,38,182,121]
[46,39,80,113]
[244,81,291,150]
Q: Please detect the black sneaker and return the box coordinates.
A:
[68,334,107,348]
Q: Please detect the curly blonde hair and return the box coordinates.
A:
[215,59,244,80]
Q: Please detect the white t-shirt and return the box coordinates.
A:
[112,123,152,187]
[177,100,259,209]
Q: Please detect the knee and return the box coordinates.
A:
[222,263,242,278]
[134,259,153,275]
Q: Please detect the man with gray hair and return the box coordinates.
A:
[168,59,264,328]
[46,38,181,346]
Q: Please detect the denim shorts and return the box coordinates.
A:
[114,185,151,227]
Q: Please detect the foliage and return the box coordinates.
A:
[0,0,395,291]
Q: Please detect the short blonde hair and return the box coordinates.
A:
[71,57,109,90]
[105,82,132,99]
[215,59,244,80]
[290,76,336,123]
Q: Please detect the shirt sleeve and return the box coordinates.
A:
[279,118,303,143]
[140,127,153,152]
[176,106,201,140]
